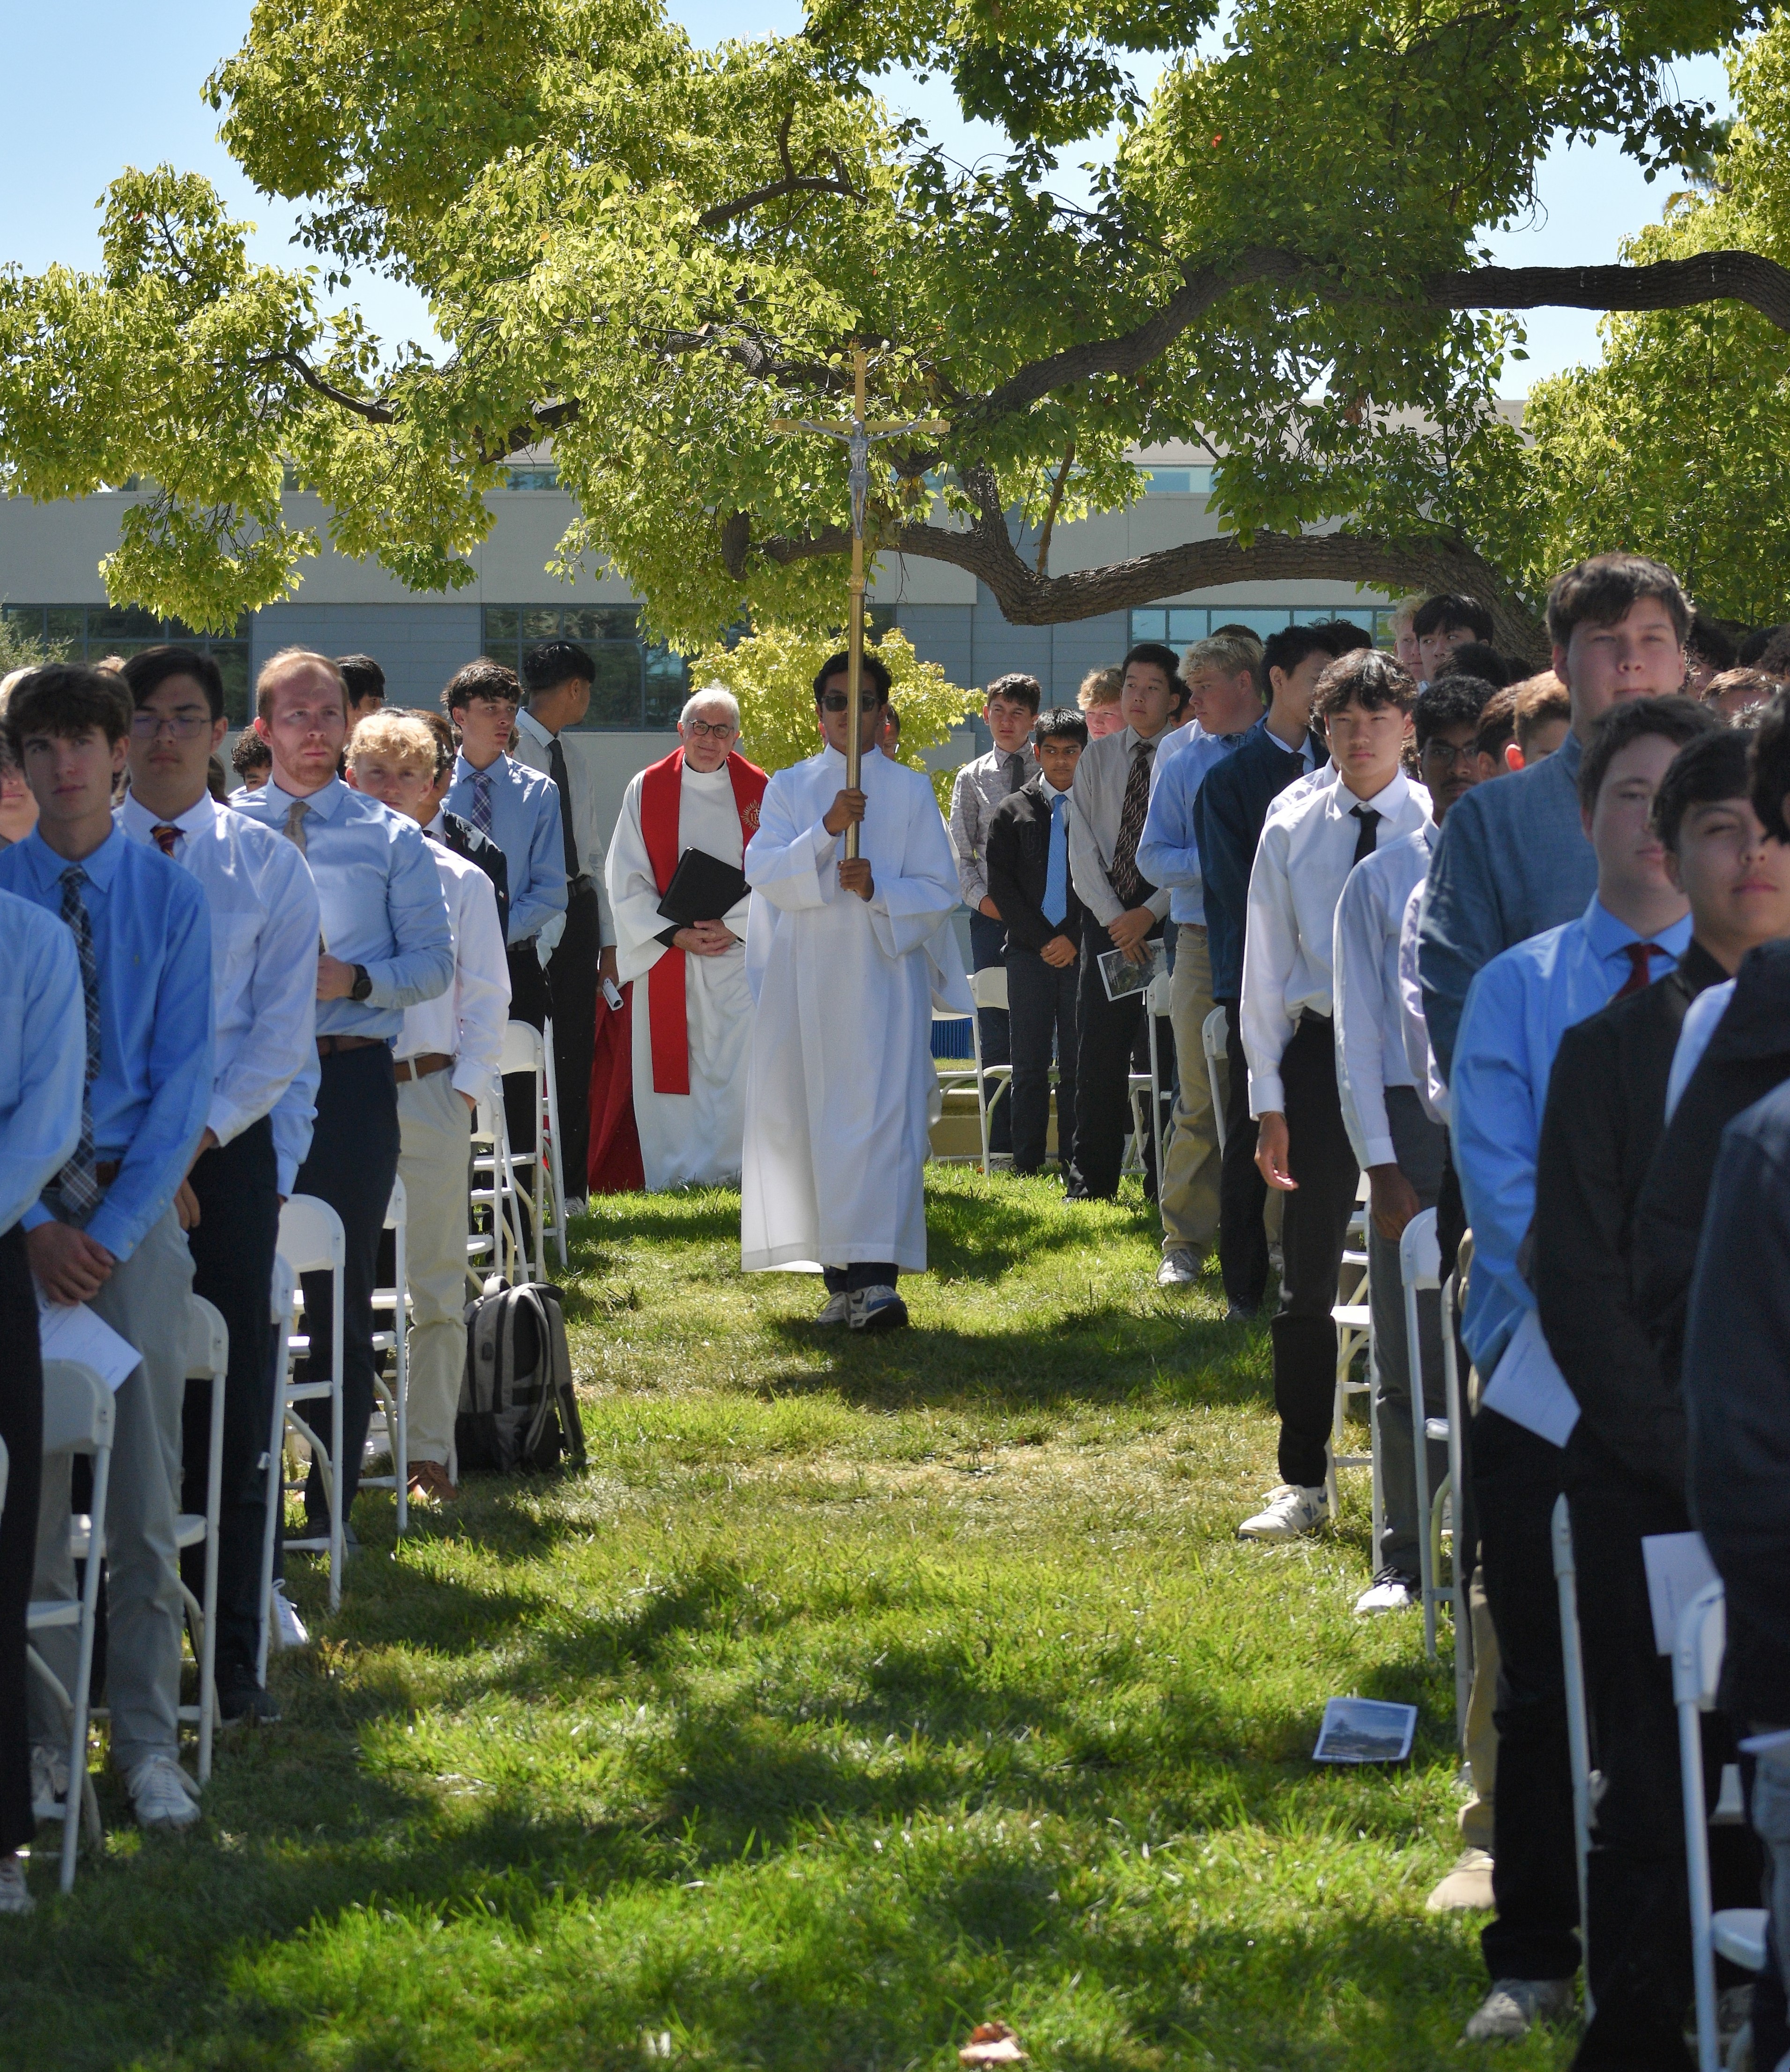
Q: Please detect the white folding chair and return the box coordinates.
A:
[931,1008,986,1168]
[469,1086,528,1290]
[273,1196,347,1614]
[364,1177,411,1534]
[1124,968,1174,1187]
[1440,1267,1473,1739]
[1675,1581,1771,2072]
[256,1255,297,1689]
[1328,1186,1377,1528]
[25,1360,114,1893]
[175,1297,228,1783]
[1551,1491,1596,2020]
[968,965,1015,1172]
[1202,1004,1229,1154]
[539,1015,571,1269]
[498,1021,558,1281]
[1399,1209,1459,1662]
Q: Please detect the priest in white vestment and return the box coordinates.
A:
[741,650,971,1331]
[605,688,768,1190]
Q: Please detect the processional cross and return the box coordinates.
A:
[772,344,948,858]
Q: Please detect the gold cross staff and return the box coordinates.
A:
[772,345,948,858]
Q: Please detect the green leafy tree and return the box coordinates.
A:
[1,0,1786,649]
[691,626,973,811]
[1524,16,1790,621]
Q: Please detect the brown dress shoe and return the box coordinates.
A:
[407,1461,458,1504]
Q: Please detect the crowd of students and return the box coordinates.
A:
[2,557,1790,2069]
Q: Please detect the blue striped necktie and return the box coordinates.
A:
[1042,791,1069,925]
[51,865,103,1216]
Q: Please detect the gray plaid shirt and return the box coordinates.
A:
[948,745,1039,907]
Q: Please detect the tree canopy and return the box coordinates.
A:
[1,0,1785,648]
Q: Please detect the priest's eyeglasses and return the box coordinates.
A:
[684,718,738,739]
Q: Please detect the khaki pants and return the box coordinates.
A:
[1461,1565,1500,1853]
[397,1069,473,1468]
[32,1206,193,1774]
[1159,924,1224,1257]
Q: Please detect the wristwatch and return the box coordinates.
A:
[349,964,373,1003]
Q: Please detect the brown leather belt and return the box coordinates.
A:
[392,1052,453,1084]
[317,1034,386,1058]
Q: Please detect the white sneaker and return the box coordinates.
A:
[561,1196,589,1221]
[850,1285,909,1332]
[270,1580,310,1651]
[1462,1978,1575,2041]
[1237,1484,1329,1541]
[815,1291,853,1326]
[1156,1248,1201,1288]
[126,1755,201,1832]
[30,1743,67,1824]
[0,1855,31,1915]
[1426,1847,1494,1912]
[1353,1568,1419,1614]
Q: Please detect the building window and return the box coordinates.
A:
[480,605,689,730]
[505,467,560,491]
[1129,604,1397,648]
[0,604,252,724]
[1135,464,1216,495]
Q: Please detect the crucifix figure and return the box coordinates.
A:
[772,345,947,857]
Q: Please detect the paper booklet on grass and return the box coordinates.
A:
[1312,1697,1418,1765]
[1098,938,1166,1002]
[655,846,751,928]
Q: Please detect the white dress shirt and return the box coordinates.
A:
[1333,822,1437,1168]
[1399,877,1448,1125]
[118,790,322,1151]
[1066,723,1176,929]
[397,823,512,1102]
[1242,768,1431,1116]
[512,707,615,951]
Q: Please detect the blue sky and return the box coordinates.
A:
[0,0,1730,394]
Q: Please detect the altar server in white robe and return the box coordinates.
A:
[605,688,768,1190]
[741,648,971,1332]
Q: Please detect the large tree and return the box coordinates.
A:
[1,0,1785,652]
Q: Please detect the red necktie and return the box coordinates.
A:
[1614,941,1657,997]
[150,823,180,857]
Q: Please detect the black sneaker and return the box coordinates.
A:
[217,1669,282,1728]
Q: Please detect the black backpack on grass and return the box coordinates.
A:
[455,1282,586,1476]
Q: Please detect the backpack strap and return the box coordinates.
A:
[538,1285,585,1470]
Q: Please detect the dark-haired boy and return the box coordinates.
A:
[336,654,386,729]
[1063,643,1186,1200]
[1421,552,1693,1084]
[1239,649,1431,1542]
[1413,594,1496,682]
[1334,673,1490,1606]
[0,664,215,1832]
[741,651,966,1331]
[512,640,615,1210]
[949,672,1043,1162]
[1194,619,1365,1313]
[119,645,320,1727]
[1532,719,1787,2067]
[1448,693,1716,2043]
[230,731,271,792]
[985,708,1086,1175]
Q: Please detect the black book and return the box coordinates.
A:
[655,846,751,927]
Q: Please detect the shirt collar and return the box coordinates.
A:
[514,709,553,750]
[266,773,348,821]
[18,821,127,891]
[426,810,447,837]
[1327,769,1411,821]
[1581,892,1695,960]
[119,790,215,842]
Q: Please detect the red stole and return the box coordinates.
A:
[640,747,767,1094]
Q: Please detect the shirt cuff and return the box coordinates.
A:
[21,1200,52,1233]
[1361,1133,1398,1168]
[451,1062,493,1103]
[1248,1068,1285,1118]
[206,1096,248,1149]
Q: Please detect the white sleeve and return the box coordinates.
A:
[1240,818,1300,1116]
[451,869,512,1101]
[1333,865,1394,1168]
[208,840,320,1147]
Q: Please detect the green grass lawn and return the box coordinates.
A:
[1,1171,1575,2072]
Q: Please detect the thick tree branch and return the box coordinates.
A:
[253,350,397,424]
[698,109,859,229]
[1424,252,1790,332]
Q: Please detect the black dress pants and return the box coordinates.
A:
[1569,1473,1758,2068]
[1218,998,1270,1311]
[547,878,602,1196]
[1472,1407,1582,1984]
[1268,1012,1360,1490]
[968,910,1013,1157]
[1069,910,1166,1197]
[1006,944,1078,1173]
[0,1223,41,1856]
[295,1045,401,1528]
[182,1118,280,1683]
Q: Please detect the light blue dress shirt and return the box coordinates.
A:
[1450,893,1693,1375]
[0,827,215,1262]
[1135,723,1249,926]
[0,885,85,1236]
[444,751,568,948]
[231,776,454,1039]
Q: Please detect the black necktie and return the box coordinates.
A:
[1004,752,1026,793]
[1349,804,1381,867]
[1111,738,1156,907]
[547,734,580,879]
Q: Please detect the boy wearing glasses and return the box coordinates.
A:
[741,651,969,1331]
[118,647,321,1729]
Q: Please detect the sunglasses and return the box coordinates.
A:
[819,692,883,714]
